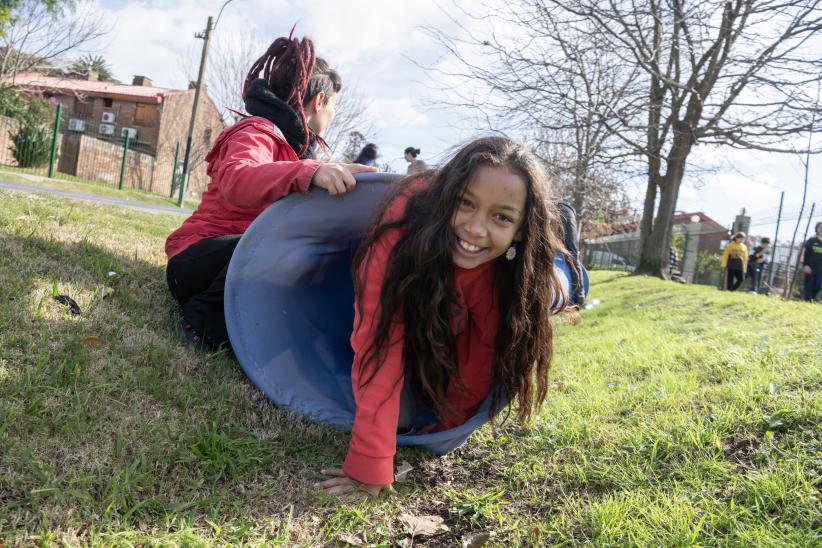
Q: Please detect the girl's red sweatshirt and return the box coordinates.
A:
[343,184,500,486]
[165,117,321,259]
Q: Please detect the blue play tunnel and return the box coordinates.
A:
[224,173,586,454]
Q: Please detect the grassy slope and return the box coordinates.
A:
[0,188,819,546]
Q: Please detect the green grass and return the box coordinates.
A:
[0,188,820,546]
[0,167,200,209]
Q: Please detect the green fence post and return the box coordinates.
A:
[118,133,131,190]
[169,141,181,198]
[47,103,62,178]
[177,171,188,208]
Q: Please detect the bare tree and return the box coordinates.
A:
[536,139,635,239]
[424,3,640,232]
[431,0,822,277]
[0,0,108,80]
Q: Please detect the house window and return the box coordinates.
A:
[103,98,113,108]
[134,103,157,126]
[73,97,93,117]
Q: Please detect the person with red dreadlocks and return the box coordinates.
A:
[165,31,377,351]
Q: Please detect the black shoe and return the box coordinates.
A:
[174,311,210,352]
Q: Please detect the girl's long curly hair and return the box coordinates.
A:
[242,33,341,154]
[353,136,567,424]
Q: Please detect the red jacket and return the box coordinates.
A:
[165,117,321,259]
[343,185,500,486]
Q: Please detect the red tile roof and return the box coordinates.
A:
[3,73,191,104]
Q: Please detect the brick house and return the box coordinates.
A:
[584,211,729,281]
[6,73,225,196]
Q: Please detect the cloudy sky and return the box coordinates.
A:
[89,0,820,239]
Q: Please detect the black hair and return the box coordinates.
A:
[404,147,421,157]
[354,143,378,165]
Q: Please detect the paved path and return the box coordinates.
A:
[0,180,192,216]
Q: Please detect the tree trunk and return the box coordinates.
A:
[636,156,687,277]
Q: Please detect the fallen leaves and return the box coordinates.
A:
[462,531,495,548]
[398,512,449,538]
[336,532,367,546]
[395,461,413,483]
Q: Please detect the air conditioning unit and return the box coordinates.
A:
[121,127,138,139]
[68,118,86,132]
[99,123,115,136]
[101,112,116,123]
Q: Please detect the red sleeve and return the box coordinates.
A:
[342,225,405,486]
[214,126,321,210]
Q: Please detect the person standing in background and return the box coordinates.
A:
[404,147,428,174]
[802,222,822,302]
[721,232,748,291]
[747,236,770,293]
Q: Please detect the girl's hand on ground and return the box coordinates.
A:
[311,163,378,195]
[804,265,812,274]
[315,467,388,496]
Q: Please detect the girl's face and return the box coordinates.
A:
[306,91,337,136]
[404,152,414,162]
[451,165,527,270]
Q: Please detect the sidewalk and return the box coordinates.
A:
[0,178,192,217]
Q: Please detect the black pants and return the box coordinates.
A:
[556,202,585,307]
[804,269,822,301]
[726,268,745,291]
[749,264,764,292]
[166,235,241,348]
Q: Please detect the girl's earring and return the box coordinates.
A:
[505,244,517,261]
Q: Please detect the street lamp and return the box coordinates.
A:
[177,0,235,207]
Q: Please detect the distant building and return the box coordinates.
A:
[3,72,225,195]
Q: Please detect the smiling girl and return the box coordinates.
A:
[317,136,567,495]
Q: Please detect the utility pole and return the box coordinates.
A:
[178,15,213,208]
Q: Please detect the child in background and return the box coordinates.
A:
[747,236,770,293]
[165,32,376,350]
[317,137,568,496]
[721,232,748,291]
[802,222,822,301]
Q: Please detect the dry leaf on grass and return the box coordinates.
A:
[398,512,449,537]
[396,539,413,547]
[462,531,496,547]
[395,461,414,483]
[336,532,367,546]
[81,336,104,347]
[101,287,115,299]
[549,380,566,390]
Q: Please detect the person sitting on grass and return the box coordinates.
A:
[316,136,568,496]
[802,221,822,302]
[721,232,748,292]
[164,31,376,351]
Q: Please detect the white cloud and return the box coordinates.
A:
[89,0,821,233]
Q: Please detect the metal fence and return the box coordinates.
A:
[0,103,186,201]
[584,233,813,299]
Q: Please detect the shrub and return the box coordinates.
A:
[11,123,51,167]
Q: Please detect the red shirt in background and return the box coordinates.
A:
[165,116,321,259]
[343,183,500,486]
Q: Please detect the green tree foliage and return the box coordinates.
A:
[11,122,50,167]
[64,54,118,82]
